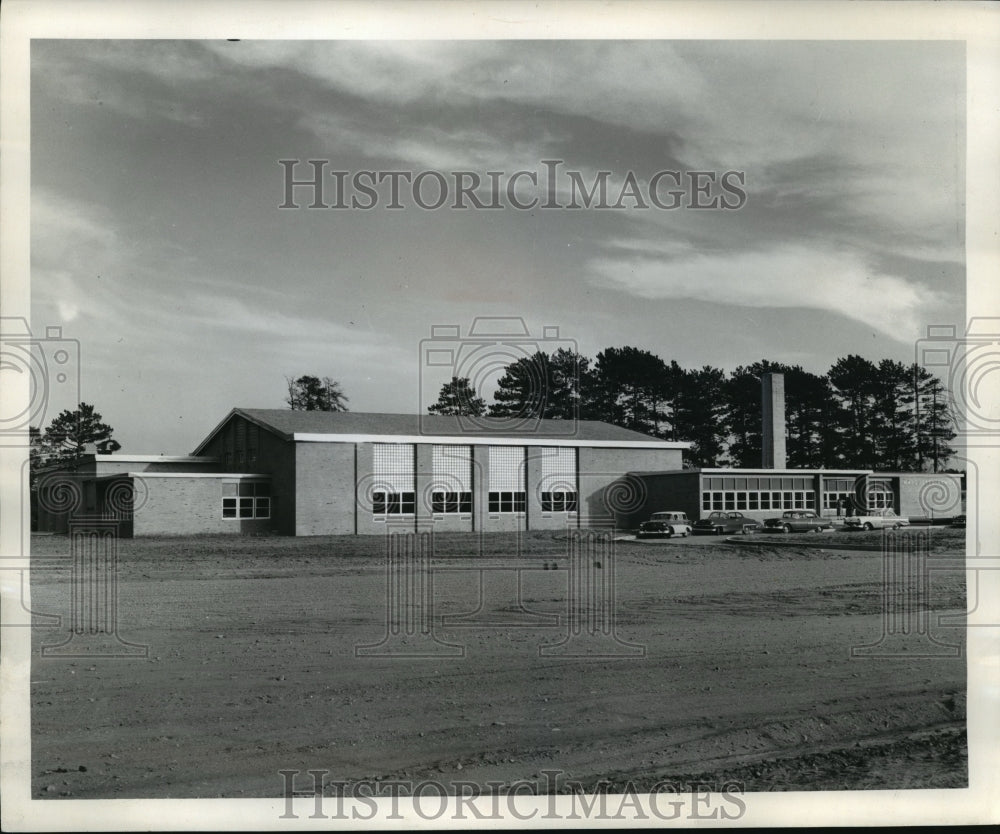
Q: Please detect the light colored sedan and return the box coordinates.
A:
[843,511,910,531]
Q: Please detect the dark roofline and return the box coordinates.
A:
[192,408,294,455]
[193,408,689,454]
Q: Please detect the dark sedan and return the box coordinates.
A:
[693,511,762,535]
[762,510,832,534]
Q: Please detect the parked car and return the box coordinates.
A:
[950,514,966,529]
[693,511,762,536]
[637,511,692,538]
[842,510,910,531]
[762,511,833,534]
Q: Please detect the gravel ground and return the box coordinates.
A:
[29,529,967,798]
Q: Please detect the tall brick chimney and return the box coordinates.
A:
[761,372,786,469]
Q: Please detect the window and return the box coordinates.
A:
[539,447,577,513]
[541,492,578,512]
[824,491,852,510]
[373,491,416,515]
[489,491,526,513]
[223,481,270,519]
[868,490,893,510]
[372,443,416,517]
[432,491,472,514]
[488,446,525,514]
[431,446,472,515]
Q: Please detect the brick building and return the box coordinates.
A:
[34,409,687,536]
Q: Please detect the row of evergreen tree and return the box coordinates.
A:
[428,347,958,471]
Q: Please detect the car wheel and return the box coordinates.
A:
[813,526,823,533]
[863,522,874,531]
[782,524,792,534]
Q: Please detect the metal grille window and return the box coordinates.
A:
[372,443,416,516]
[432,445,472,514]
[539,447,578,512]
[223,481,270,519]
[488,446,525,514]
[702,489,814,513]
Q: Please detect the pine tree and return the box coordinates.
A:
[428,377,487,416]
[827,355,880,469]
[285,376,349,411]
[870,359,917,470]
[912,367,956,471]
[673,365,728,466]
[488,352,549,418]
[39,403,116,467]
[587,346,674,437]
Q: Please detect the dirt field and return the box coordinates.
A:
[29,528,967,798]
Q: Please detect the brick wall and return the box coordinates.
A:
[295,442,356,535]
[578,447,683,528]
[133,477,273,536]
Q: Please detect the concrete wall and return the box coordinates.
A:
[133,477,273,536]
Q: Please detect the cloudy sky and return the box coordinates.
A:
[30,39,965,453]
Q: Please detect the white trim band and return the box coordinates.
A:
[291,432,687,449]
[125,472,271,479]
[94,454,217,463]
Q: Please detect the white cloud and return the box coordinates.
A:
[587,245,946,341]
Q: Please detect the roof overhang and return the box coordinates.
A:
[124,472,271,479]
[94,454,217,463]
[291,432,689,449]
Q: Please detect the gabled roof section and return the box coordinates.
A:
[193,408,688,453]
